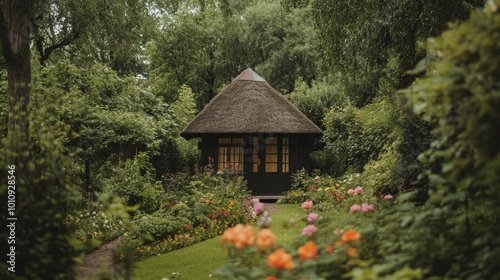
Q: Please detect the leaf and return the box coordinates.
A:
[428,173,446,185]
[400,215,414,228]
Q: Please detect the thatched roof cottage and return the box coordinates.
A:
[181,68,322,196]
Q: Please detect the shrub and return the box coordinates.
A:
[102,153,164,214]
[317,97,395,176]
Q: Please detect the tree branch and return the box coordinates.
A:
[40,32,79,65]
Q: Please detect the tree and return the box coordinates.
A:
[31,0,161,75]
[0,0,32,154]
[150,0,323,108]
[1,1,76,279]
[284,0,485,106]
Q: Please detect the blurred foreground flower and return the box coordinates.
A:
[297,241,318,261]
[341,229,361,243]
[361,203,374,212]
[350,204,361,212]
[256,228,276,251]
[301,224,317,237]
[301,200,313,210]
[221,224,255,250]
[267,248,295,271]
[306,212,319,223]
[254,202,265,215]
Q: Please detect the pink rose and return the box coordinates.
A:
[314,175,320,181]
[254,202,265,215]
[307,213,319,223]
[350,204,361,212]
[361,203,374,212]
[383,194,393,200]
[301,225,317,237]
[354,186,363,194]
[347,189,355,195]
[301,200,313,210]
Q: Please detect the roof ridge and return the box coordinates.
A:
[234,68,266,82]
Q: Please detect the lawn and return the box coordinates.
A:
[132,203,305,280]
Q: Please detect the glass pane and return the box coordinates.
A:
[218,138,231,144]
[282,137,289,173]
[232,138,244,144]
[265,137,278,173]
[266,163,278,172]
[253,137,259,172]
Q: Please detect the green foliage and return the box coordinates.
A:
[30,61,182,193]
[0,69,6,139]
[287,75,348,127]
[102,153,164,214]
[285,0,484,107]
[402,1,500,277]
[241,1,322,94]
[316,98,395,176]
[149,0,323,108]
[0,131,76,279]
[32,0,159,74]
[121,170,255,259]
[129,212,192,241]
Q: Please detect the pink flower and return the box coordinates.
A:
[354,186,363,194]
[350,204,361,212]
[301,200,313,210]
[306,213,319,223]
[347,189,355,195]
[254,202,265,215]
[252,198,260,204]
[361,203,374,212]
[314,176,320,181]
[301,225,317,237]
[383,194,393,200]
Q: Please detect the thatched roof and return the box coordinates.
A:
[180,68,322,139]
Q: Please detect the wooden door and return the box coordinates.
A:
[251,136,281,195]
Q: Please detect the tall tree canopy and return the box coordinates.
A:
[284,0,485,106]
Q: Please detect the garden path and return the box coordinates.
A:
[79,237,121,279]
[78,202,280,279]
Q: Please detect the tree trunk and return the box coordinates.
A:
[1,0,32,162]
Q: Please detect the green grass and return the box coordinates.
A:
[132,203,305,280]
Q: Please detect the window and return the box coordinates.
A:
[217,138,244,171]
[282,137,289,173]
[253,137,259,173]
[265,137,278,172]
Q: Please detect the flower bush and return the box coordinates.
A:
[214,204,367,280]
[120,169,256,259]
[66,195,132,252]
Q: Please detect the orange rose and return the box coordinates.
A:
[221,224,255,250]
[267,248,295,271]
[297,241,318,261]
[340,229,361,243]
[325,245,334,254]
[346,247,359,257]
[256,228,277,251]
[221,226,236,244]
